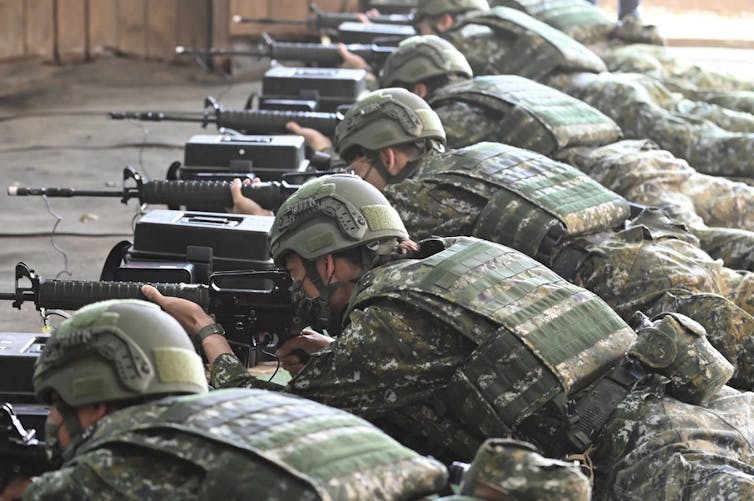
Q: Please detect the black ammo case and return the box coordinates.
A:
[259,66,368,113]
[101,209,274,284]
[181,133,309,182]
[0,332,49,403]
[335,21,416,45]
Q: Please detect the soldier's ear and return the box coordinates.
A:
[413,83,428,99]
[437,13,456,32]
[379,148,401,175]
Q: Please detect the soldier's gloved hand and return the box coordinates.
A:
[286,121,333,151]
[141,284,214,337]
[228,177,272,216]
[336,43,371,71]
[276,328,332,375]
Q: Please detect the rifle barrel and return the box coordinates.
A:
[7,186,123,197]
[108,111,213,123]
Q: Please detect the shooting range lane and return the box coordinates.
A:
[0,57,263,331]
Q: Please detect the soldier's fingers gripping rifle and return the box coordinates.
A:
[7,166,308,213]
[175,33,396,69]
[0,263,296,367]
[109,95,341,136]
[231,2,414,30]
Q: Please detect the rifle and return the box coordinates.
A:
[8,166,304,213]
[0,403,49,492]
[0,262,296,367]
[175,33,396,68]
[232,3,414,29]
[109,95,340,136]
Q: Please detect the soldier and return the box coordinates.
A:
[21,299,448,500]
[147,172,754,500]
[410,0,754,179]
[263,87,754,388]
[377,35,754,269]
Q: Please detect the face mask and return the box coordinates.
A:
[44,419,65,467]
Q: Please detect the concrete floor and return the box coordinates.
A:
[1,43,753,332]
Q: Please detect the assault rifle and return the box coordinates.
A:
[0,263,295,367]
[232,3,413,29]
[0,403,49,492]
[109,95,340,136]
[175,33,396,68]
[8,166,304,213]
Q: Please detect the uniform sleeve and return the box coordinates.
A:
[286,302,472,418]
[383,178,486,240]
[210,352,285,391]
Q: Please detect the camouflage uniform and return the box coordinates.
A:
[211,236,754,500]
[440,6,754,178]
[423,75,754,266]
[489,0,754,115]
[25,388,448,500]
[374,142,754,388]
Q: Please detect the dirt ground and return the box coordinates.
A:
[1,4,753,333]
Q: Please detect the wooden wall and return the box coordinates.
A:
[0,0,357,63]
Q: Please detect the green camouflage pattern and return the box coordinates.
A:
[556,72,754,178]
[428,75,622,155]
[556,140,754,234]
[411,142,630,258]
[447,6,606,80]
[490,0,615,44]
[459,438,591,500]
[568,208,754,388]
[26,389,447,500]
[349,236,635,429]
[592,384,754,500]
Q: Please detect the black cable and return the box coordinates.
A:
[0,232,132,238]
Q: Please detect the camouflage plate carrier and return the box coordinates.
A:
[73,388,448,500]
[418,142,630,259]
[453,6,607,80]
[429,75,622,155]
[348,236,635,441]
[490,0,616,44]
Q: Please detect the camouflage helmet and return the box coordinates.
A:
[334,88,446,157]
[460,439,591,501]
[34,299,208,407]
[415,0,490,21]
[269,173,408,264]
[380,35,473,87]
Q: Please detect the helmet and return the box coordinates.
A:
[34,299,208,407]
[415,0,490,21]
[269,173,408,264]
[380,35,473,87]
[334,88,446,157]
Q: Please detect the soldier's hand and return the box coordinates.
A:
[336,43,371,70]
[0,477,32,501]
[286,121,333,151]
[277,328,333,375]
[141,284,214,337]
[228,177,272,216]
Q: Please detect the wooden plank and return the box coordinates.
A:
[56,0,87,63]
[177,0,210,53]
[146,0,178,59]
[23,0,55,59]
[88,0,117,55]
[230,0,360,38]
[0,0,25,59]
[116,0,147,58]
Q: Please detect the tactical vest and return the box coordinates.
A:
[75,389,447,500]
[453,6,607,80]
[417,142,630,260]
[491,0,616,44]
[348,236,635,436]
[429,75,622,156]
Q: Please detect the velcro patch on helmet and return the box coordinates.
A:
[153,347,207,389]
[362,205,405,233]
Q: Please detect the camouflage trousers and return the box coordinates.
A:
[552,72,754,178]
[565,213,754,389]
[593,384,754,500]
[557,140,754,268]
